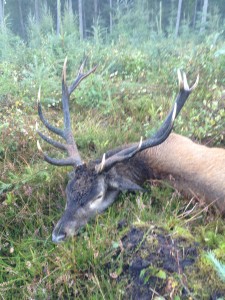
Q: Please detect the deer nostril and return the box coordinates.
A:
[52,231,66,243]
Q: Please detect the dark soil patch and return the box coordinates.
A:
[107,225,200,299]
[105,224,225,299]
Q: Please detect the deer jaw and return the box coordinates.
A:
[52,188,120,243]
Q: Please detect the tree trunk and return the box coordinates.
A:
[18,0,25,39]
[68,0,72,12]
[78,0,83,40]
[35,0,40,24]
[56,0,61,36]
[175,0,182,38]
[159,1,162,34]
[109,0,112,34]
[200,0,208,32]
[94,0,98,24]
[0,0,3,27]
[193,0,198,29]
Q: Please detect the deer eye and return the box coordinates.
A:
[96,194,103,200]
[89,194,104,210]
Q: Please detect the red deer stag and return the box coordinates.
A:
[37,59,225,243]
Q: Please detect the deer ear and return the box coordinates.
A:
[107,174,145,192]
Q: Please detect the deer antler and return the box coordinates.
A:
[36,58,97,167]
[96,71,199,173]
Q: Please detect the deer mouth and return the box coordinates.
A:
[52,231,67,243]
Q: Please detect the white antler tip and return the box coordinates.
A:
[191,74,199,91]
[37,140,43,153]
[62,57,68,81]
[182,72,189,90]
[79,60,85,74]
[172,103,177,122]
[37,86,41,103]
[138,137,143,149]
[96,153,106,173]
[177,69,183,89]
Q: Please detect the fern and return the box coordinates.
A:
[206,251,225,282]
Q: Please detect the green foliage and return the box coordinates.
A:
[21,55,59,101]
[27,1,54,46]
[0,5,225,298]
[206,252,225,282]
[113,0,150,43]
[61,2,78,37]
[176,98,225,144]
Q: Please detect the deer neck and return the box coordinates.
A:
[114,133,186,184]
[115,133,225,214]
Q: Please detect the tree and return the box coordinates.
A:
[78,0,84,39]
[193,0,198,28]
[94,0,98,24]
[56,0,61,36]
[1,0,225,41]
[18,0,25,38]
[68,0,72,13]
[200,0,208,32]
[0,0,4,27]
[34,0,40,24]
[109,0,113,34]
[175,0,183,37]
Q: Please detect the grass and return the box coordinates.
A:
[0,38,225,299]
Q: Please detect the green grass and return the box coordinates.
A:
[1,38,225,299]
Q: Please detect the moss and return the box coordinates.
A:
[172,225,195,241]
[186,253,225,298]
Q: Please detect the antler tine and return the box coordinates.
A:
[190,74,199,91]
[96,71,199,173]
[36,122,67,151]
[37,87,64,137]
[68,58,97,95]
[37,138,79,166]
[97,153,106,173]
[37,59,97,167]
[173,70,199,118]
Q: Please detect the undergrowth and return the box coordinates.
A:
[0,34,225,299]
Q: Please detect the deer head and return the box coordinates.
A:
[37,59,198,243]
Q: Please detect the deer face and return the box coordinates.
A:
[52,164,143,243]
[52,165,109,242]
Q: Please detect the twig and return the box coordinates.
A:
[183,199,219,225]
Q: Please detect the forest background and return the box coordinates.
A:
[0,0,225,299]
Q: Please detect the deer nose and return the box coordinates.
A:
[52,231,66,243]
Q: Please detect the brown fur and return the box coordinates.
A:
[139,133,225,213]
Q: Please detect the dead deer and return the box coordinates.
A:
[36,59,225,243]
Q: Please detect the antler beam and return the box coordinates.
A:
[37,58,97,167]
[96,71,199,173]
